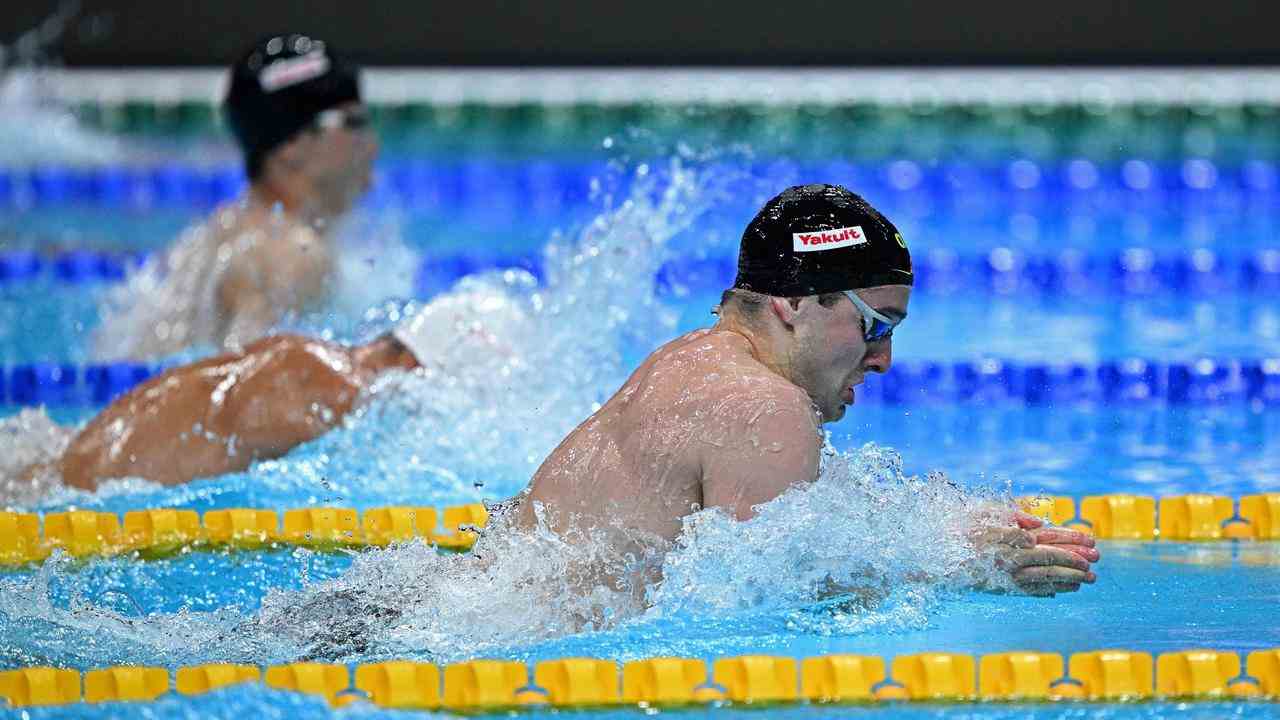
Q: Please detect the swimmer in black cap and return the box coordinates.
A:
[44,184,1099,599]
[507,184,1100,598]
[93,33,377,359]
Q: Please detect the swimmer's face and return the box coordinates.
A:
[783,285,909,422]
[298,101,379,214]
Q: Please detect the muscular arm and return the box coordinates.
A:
[58,335,363,489]
[698,389,822,521]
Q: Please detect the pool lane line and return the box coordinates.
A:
[4,247,1279,295]
[0,494,1277,568]
[0,505,488,567]
[5,356,1280,408]
[3,157,1279,210]
[2,649,1278,708]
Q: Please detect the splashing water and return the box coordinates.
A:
[650,443,1015,628]
[0,409,74,507]
[1,155,732,511]
[90,206,419,362]
[0,444,1013,666]
[0,71,124,166]
[0,5,127,166]
[264,443,1012,664]
[0,156,1014,668]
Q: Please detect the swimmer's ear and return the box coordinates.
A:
[768,296,802,329]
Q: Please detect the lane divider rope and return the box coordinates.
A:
[3,247,1278,296]
[0,494,1277,568]
[2,158,1278,210]
[2,648,1279,708]
[4,356,1279,408]
[0,505,489,567]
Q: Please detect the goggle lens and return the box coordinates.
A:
[864,317,896,342]
[316,108,371,131]
[843,290,900,343]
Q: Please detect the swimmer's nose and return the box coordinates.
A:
[861,337,893,374]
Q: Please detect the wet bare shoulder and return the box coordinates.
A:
[685,331,812,408]
[694,342,822,518]
[665,330,820,442]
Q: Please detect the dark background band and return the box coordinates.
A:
[3,0,1278,67]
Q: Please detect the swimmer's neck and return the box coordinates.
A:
[247,178,342,228]
[710,314,789,381]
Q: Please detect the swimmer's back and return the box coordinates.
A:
[94,202,333,360]
[60,334,360,488]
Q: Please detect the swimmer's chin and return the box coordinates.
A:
[830,387,856,419]
[824,403,849,423]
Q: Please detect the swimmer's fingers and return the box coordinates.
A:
[1007,545,1092,573]
[1014,511,1045,530]
[1031,528,1100,562]
[1050,543,1101,562]
[1012,565,1095,596]
[1013,565,1094,584]
[1032,527,1095,548]
[975,527,1034,549]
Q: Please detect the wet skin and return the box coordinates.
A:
[210,101,379,352]
[56,334,415,489]
[515,284,1098,596]
[56,282,1097,595]
[109,102,379,358]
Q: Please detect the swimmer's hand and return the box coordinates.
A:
[971,512,1100,597]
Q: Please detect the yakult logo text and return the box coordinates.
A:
[792,225,866,253]
[259,50,332,92]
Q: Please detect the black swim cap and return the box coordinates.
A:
[733,184,913,296]
[223,33,361,180]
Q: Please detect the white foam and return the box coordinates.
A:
[0,408,74,507]
[0,442,1016,666]
[0,156,1017,665]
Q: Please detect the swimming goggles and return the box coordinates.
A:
[314,107,372,132]
[844,290,900,343]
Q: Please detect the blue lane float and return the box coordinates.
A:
[5,364,82,407]
[1,363,163,407]
[854,358,1280,407]
[9,165,247,209]
[3,358,1278,409]
[0,251,147,285]
[82,364,159,405]
[2,247,1279,296]
[0,251,43,283]
[3,158,1279,210]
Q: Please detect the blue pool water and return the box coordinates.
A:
[2,90,1280,719]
